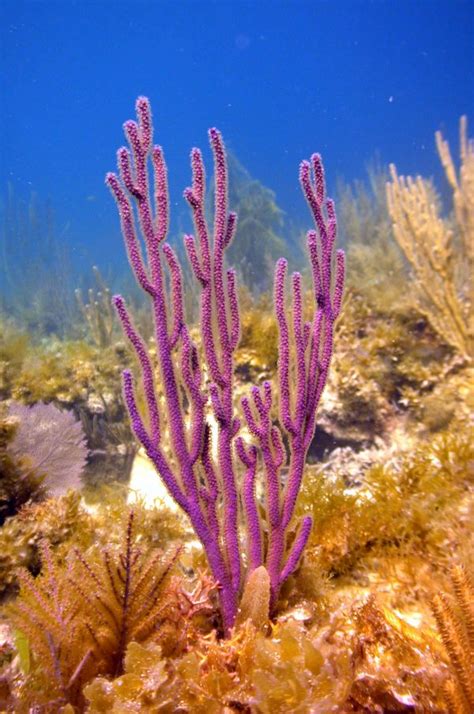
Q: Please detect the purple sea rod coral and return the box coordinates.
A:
[107,97,344,634]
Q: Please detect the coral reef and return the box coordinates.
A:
[1,104,473,713]
[326,286,460,443]
[297,419,473,577]
[1,370,472,712]
[4,338,136,483]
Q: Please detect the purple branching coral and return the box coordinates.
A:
[106,97,345,634]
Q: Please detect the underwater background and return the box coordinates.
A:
[0,1,473,712]
[1,0,473,283]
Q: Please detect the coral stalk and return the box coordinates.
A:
[107,97,344,633]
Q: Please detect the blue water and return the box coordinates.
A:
[1,0,473,274]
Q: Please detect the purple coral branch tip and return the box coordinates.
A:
[112,294,126,314]
[136,95,151,110]
[208,127,221,141]
[299,159,310,179]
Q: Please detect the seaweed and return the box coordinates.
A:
[0,319,29,399]
[296,420,473,578]
[85,619,353,713]
[0,491,93,597]
[75,266,116,348]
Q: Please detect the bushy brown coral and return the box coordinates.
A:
[0,484,189,599]
[432,564,474,713]
[387,116,473,361]
[7,511,183,711]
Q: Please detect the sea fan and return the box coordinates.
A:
[8,401,88,495]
